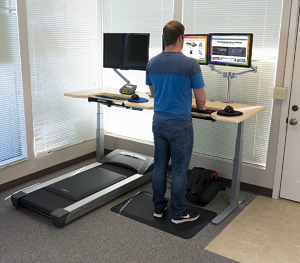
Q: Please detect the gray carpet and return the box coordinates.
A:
[0,158,257,263]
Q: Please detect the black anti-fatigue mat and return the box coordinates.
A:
[111,191,217,239]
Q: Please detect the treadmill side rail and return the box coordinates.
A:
[20,163,101,195]
[62,171,152,226]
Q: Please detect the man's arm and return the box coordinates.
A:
[193,88,207,110]
[148,85,154,97]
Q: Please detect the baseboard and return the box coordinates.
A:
[0,151,99,193]
[218,177,273,197]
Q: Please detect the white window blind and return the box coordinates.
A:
[183,0,284,168]
[26,0,97,155]
[102,0,173,142]
[0,0,27,167]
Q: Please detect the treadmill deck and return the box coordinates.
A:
[20,164,136,216]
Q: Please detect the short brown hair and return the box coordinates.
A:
[163,20,185,47]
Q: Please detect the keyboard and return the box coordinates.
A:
[191,107,216,114]
[95,94,126,100]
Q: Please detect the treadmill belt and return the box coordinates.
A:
[45,167,127,201]
[111,191,217,239]
[100,163,137,177]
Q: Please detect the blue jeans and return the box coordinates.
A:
[152,124,194,218]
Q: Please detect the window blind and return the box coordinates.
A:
[26,0,97,155]
[0,0,27,167]
[102,0,173,142]
[183,0,284,167]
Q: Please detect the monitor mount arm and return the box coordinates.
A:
[208,64,257,103]
[113,68,137,95]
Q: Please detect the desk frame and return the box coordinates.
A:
[211,121,244,224]
[96,103,104,162]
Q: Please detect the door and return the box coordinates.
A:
[280,14,300,202]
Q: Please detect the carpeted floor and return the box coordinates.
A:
[0,158,257,263]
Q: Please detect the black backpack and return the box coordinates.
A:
[186,167,225,206]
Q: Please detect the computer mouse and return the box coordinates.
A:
[224,105,234,113]
[131,93,140,101]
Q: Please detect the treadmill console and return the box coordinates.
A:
[119,151,146,161]
[101,149,153,175]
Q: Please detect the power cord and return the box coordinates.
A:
[166,165,172,188]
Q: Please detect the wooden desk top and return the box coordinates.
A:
[194,100,266,123]
[64,88,266,124]
[64,88,154,109]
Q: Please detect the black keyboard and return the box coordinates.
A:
[95,95,126,100]
[191,107,216,114]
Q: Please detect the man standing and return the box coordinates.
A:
[146,20,207,224]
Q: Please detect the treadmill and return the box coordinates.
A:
[11,98,154,228]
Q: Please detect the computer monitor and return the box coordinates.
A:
[182,34,209,65]
[162,34,209,65]
[103,33,150,70]
[209,33,253,68]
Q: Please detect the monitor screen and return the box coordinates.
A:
[209,33,253,68]
[123,34,149,70]
[103,33,124,69]
[162,34,209,65]
[182,34,209,65]
[103,33,149,70]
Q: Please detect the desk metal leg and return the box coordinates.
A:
[212,121,245,224]
[96,103,104,162]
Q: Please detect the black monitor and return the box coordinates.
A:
[209,33,253,68]
[103,33,150,70]
[162,34,209,65]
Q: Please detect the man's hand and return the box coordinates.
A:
[199,105,208,111]
[148,85,154,97]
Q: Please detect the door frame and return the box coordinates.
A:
[272,0,300,199]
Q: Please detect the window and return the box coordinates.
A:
[26,0,97,155]
[103,0,283,168]
[0,0,27,167]
[183,0,284,167]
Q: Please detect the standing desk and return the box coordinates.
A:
[65,87,265,224]
[64,88,154,162]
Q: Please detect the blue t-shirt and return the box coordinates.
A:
[146,52,205,127]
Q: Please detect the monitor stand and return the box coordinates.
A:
[208,64,257,103]
[113,68,137,95]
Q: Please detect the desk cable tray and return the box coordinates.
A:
[88,96,217,120]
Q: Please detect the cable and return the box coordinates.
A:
[166,165,172,188]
